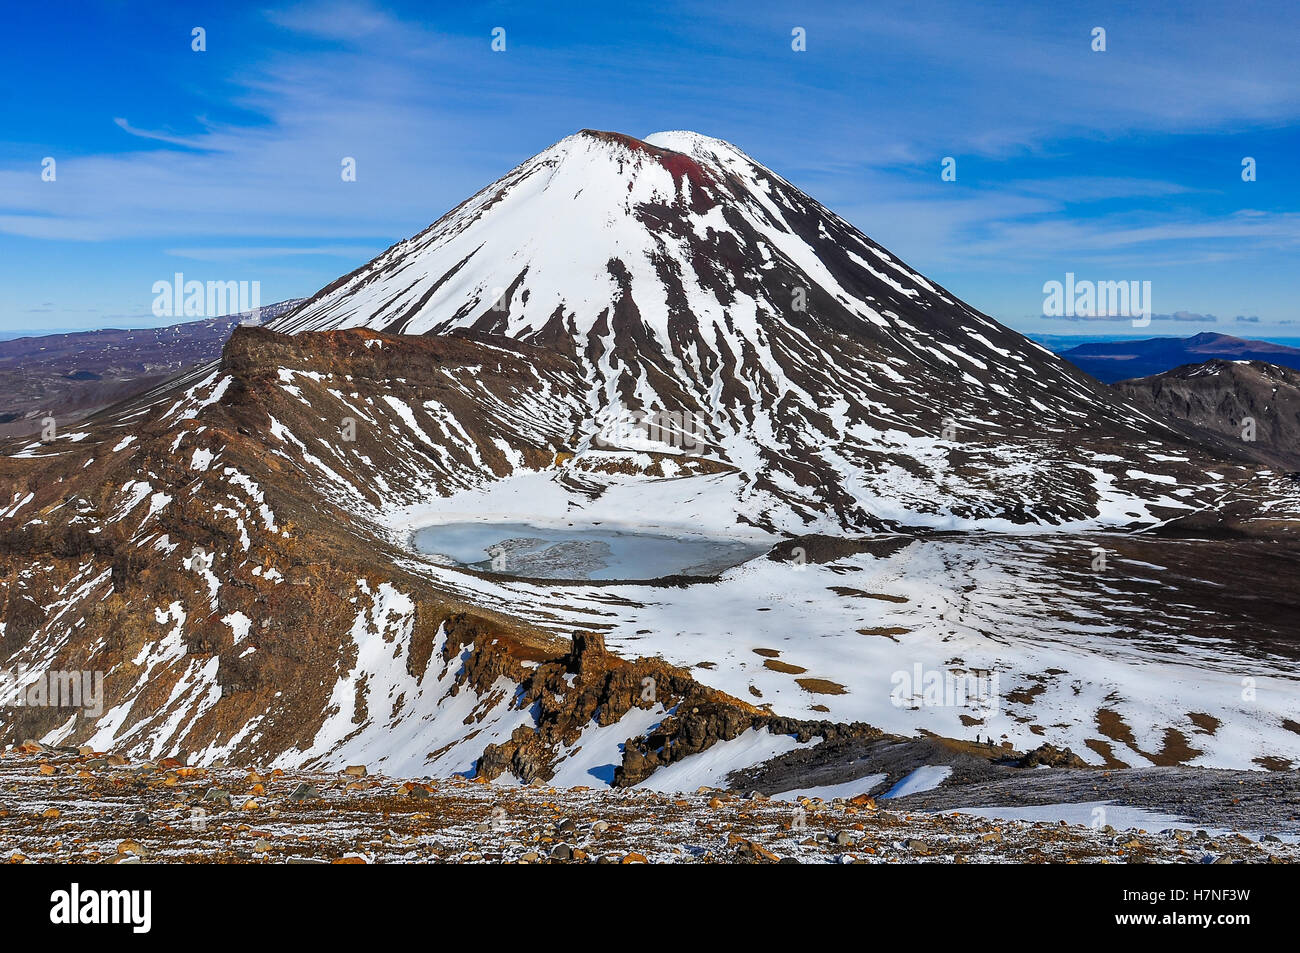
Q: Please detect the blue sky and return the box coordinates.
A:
[1,0,1296,337]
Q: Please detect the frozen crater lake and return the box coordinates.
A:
[413,521,770,581]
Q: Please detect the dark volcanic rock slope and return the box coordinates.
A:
[1116,359,1300,470]
[0,327,870,778]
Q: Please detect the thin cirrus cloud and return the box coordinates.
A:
[112,117,214,151]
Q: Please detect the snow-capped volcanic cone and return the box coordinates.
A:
[272,129,1240,531]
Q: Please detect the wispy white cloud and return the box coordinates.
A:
[112,117,215,151]
[265,0,409,42]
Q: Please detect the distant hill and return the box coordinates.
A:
[1116,359,1300,470]
[1060,332,1300,383]
[0,299,304,436]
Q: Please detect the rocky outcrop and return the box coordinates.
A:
[1017,743,1088,769]
[615,706,883,787]
[1116,359,1300,469]
[471,626,769,784]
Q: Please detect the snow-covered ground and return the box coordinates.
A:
[950,802,1299,843]
[883,765,953,799]
[771,774,887,802]
[390,471,1300,773]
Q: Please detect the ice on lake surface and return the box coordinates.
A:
[413,521,769,580]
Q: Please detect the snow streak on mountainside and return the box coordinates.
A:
[272,130,1245,532]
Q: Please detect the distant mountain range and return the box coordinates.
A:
[0,300,304,436]
[1059,332,1300,384]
